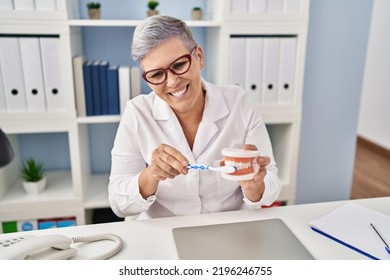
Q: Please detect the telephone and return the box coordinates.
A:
[0,233,123,260]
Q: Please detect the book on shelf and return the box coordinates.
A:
[0,37,27,112]
[0,54,8,113]
[107,65,120,115]
[76,58,139,117]
[130,66,141,99]
[0,0,13,10]
[35,0,57,11]
[73,55,86,117]
[19,37,47,112]
[99,60,110,115]
[82,60,94,116]
[40,37,64,112]
[14,0,35,11]
[91,60,102,115]
[118,65,131,114]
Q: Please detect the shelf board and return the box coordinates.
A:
[0,171,78,213]
[260,105,302,124]
[77,115,121,124]
[83,173,110,209]
[68,19,221,27]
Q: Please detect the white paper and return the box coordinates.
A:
[309,202,390,260]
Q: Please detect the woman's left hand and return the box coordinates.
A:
[239,144,270,202]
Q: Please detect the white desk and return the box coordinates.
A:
[1,197,390,260]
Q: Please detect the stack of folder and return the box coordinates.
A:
[229,0,302,14]
[229,35,297,105]
[0,35,63,113]
[72,56,141,117]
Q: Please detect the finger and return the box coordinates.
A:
[155,155,181,177]
[257,156,270,167]
[151,146,180,179]
[242,144,258,151]
[254,167,267,182]
[160,144,189,174]
[161,144,189,167]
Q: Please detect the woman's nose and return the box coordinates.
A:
[166,70,180,88]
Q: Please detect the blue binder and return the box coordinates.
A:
[107,65,119,115]
[82,61,94,116]
[91,60,101,115]
[99,61,109,115]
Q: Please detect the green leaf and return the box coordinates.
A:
[21,158,45,182]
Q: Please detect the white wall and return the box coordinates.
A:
[358,0,390,150]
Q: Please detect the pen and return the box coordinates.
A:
[370,223,390,255]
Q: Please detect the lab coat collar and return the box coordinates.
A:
[152,78,229,123]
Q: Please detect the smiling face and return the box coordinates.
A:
[140,37,205,118]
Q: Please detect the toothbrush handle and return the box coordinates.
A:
[187,164,209,170]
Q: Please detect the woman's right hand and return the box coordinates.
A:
[139,144,189,198]
[149,143,189,181]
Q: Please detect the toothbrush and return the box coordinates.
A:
[187,164,237,174]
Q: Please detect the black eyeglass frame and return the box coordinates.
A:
[142,46,197,85]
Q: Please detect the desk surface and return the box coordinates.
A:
[1,197,390,260]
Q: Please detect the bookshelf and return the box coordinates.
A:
[0,0,309,231]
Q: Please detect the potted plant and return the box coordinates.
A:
[147,0,159,17]
[21,158,47,194]
[191,7,202,20]
[87,2,101,19]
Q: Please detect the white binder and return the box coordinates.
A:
[0,0,13,10]
[245,37,263,103]
[285,0,302,13]
[262,37,280,104]
[40,37,64,112]
[13,0,35,10]
[229,37,246,88]
[19,37,47,112]
[118,66,131,113]
[266,0,283,13]
[0,63,7,112]
[72,55,86,117]
[278,37,297,104]
[0,37,27,112]
[35,0,57,10]
[130,66,141,99]
[230,0,248,13]
[248,0,266,14]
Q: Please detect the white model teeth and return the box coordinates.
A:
[171,87,186,97]
[225,160,252,170]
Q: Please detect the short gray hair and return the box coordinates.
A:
[132,15,197,63]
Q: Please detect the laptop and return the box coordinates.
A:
[172,218,314,260]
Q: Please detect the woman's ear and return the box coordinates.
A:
[195,45,205,69]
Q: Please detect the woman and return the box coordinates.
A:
[109,15,281,219]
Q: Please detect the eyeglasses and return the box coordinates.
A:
[142,46,197,85]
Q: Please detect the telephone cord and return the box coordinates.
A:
[71,233,123,260]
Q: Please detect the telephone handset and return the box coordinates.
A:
[0,233,123,260]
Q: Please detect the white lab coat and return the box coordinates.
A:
[109,79,281,218]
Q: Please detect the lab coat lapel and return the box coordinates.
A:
[153,95,195,161]
[192,85,229,159]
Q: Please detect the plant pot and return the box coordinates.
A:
[147,10,159,17]
[88,8,101,19]
[191,10,202,20]
[23,177,47,195]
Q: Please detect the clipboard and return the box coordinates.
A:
[309,202,390,260]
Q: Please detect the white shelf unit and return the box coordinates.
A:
[0,0,309,230]
[205,0,309,204]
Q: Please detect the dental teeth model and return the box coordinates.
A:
[220,148,261,181]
